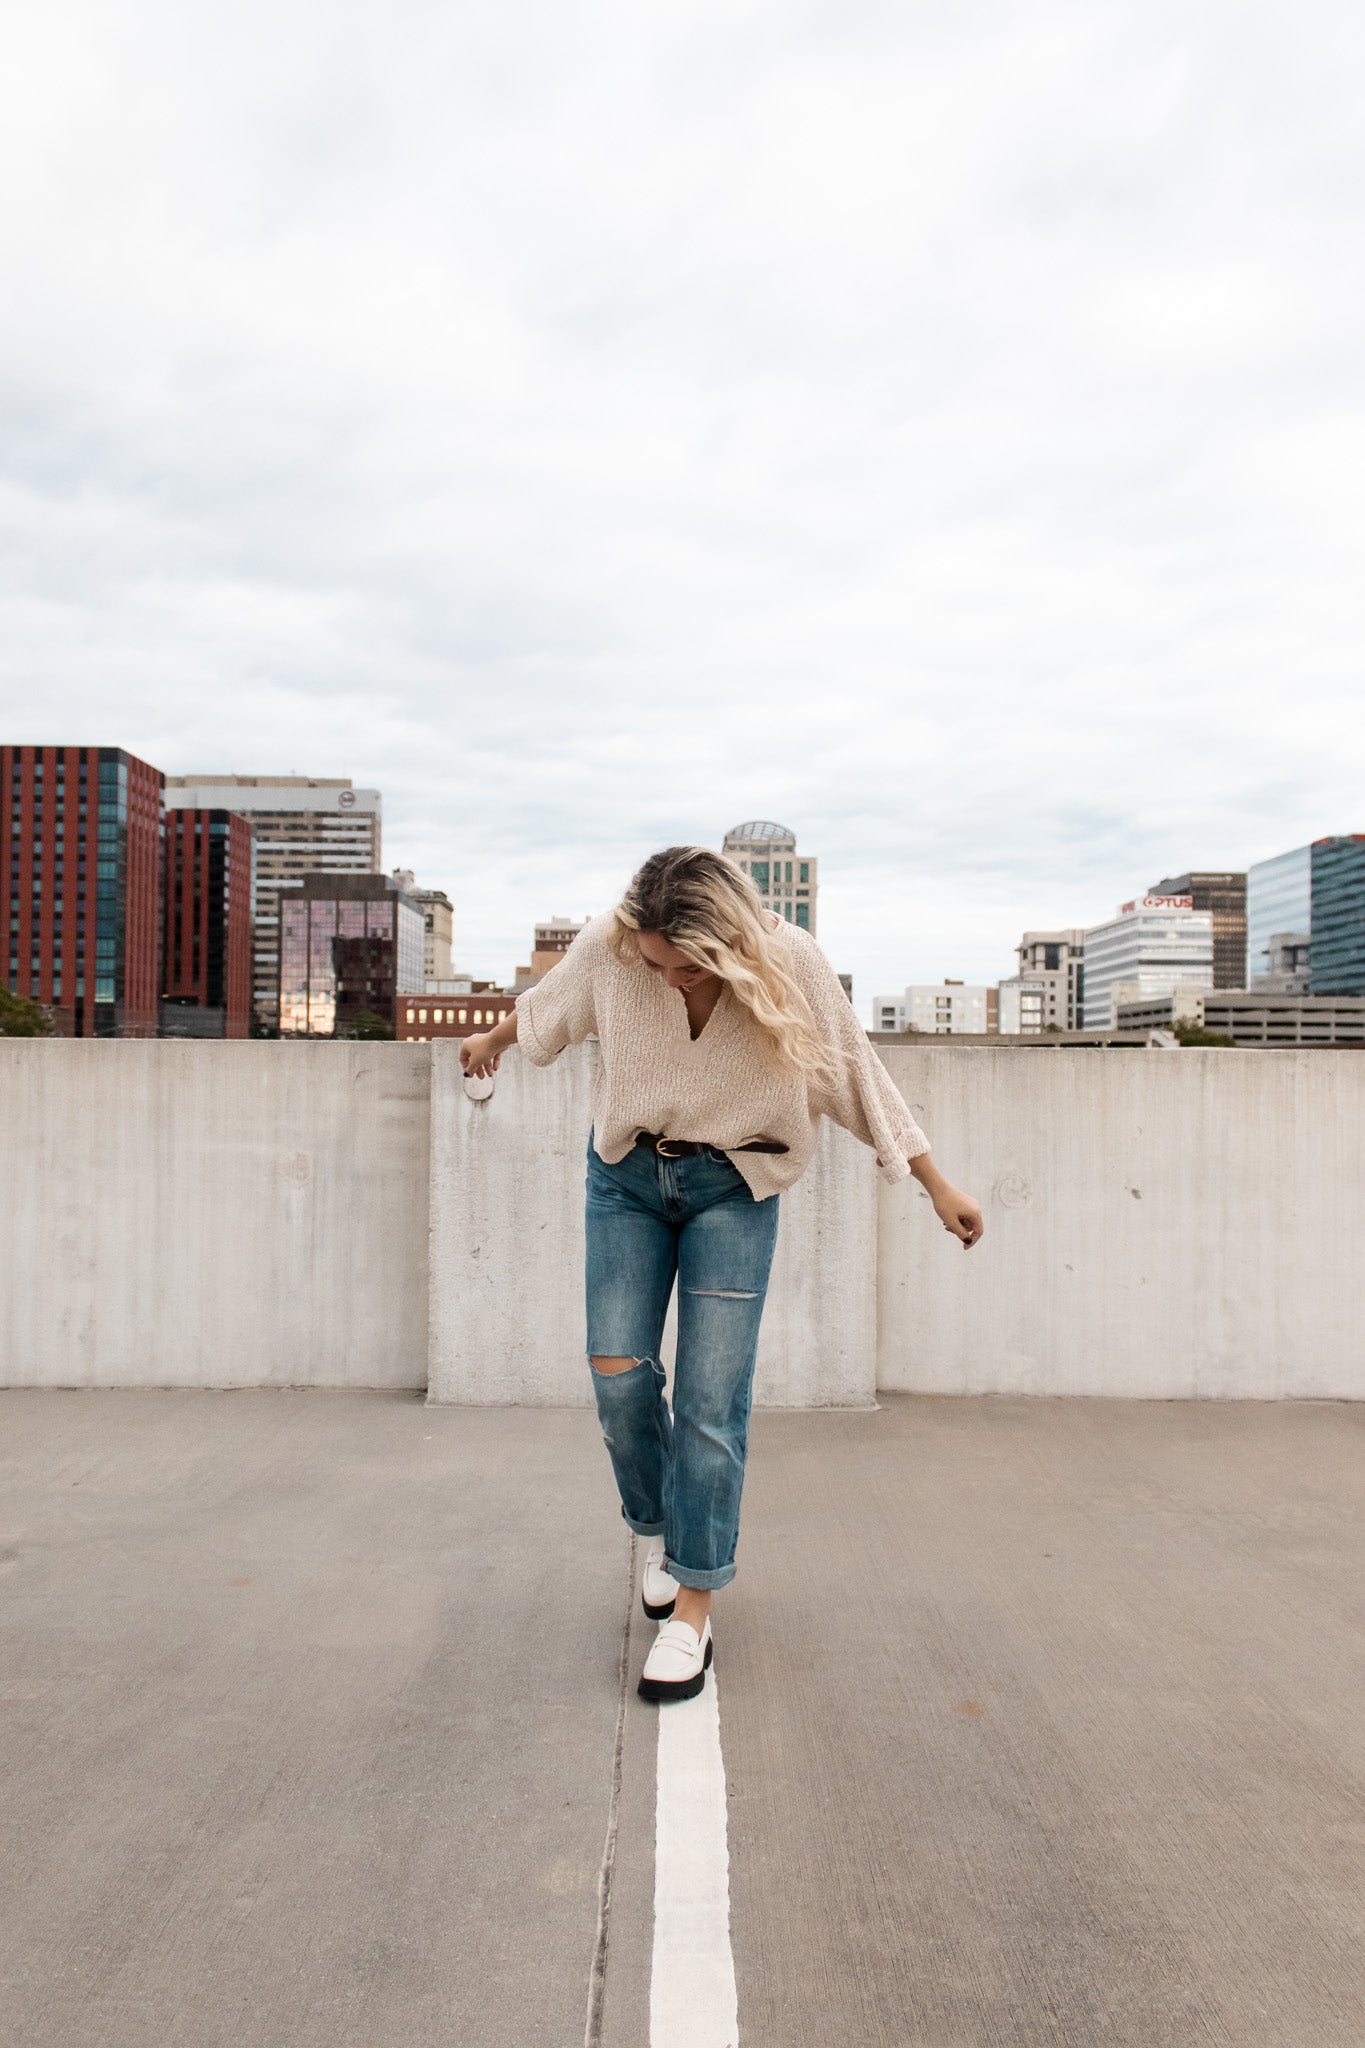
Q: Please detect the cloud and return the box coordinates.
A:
[2,0,1362,1008]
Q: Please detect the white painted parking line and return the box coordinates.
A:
[650,1671,740,2048]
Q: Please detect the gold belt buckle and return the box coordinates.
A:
[655,1136,682,1157]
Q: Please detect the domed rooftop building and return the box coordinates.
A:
[725,820,796,848]
[722,821,818,936]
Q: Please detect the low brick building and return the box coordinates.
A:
[397,990,517,1041]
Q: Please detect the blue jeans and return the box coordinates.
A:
[584,1130,781,1590]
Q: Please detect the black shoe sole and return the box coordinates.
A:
[642,1593,677,1621]
[637,1636,714,1704]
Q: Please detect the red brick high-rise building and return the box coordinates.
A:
[3,743,163,1037]
[160,808,254,1037]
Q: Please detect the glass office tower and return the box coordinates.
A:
[1245,845,1311,987]
[1309,836,1365,994]
[278,873,425,1036]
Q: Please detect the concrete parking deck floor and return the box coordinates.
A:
[3,1389,1364,2047]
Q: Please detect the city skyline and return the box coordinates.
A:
[2,737,1358,1024]
[4,8,1364,1017]
[4,730,1355,1033]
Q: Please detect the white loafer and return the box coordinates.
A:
[638,1615,713,1703]
[640,1534,679,1621]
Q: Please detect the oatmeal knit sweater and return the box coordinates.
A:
[514,910,931,1202]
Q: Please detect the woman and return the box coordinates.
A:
[459,846,983,1704]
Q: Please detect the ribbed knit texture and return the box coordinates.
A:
[514,911,931,1202]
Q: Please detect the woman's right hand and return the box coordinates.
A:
[460,1032,501,1078]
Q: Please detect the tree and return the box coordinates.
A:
[1172,1014,1236,1047]
[0,986,55,1036]
[340,1009,395,1041]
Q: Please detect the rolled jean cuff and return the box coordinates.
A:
[622,1509,665,1537]
[664,1558,737,1592]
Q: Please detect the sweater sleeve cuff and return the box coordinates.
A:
[875,1130,931,1183]
[514,988,555,1066]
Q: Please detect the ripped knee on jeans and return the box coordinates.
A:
[589,1354,645,1375]
[686,1289,759,1300]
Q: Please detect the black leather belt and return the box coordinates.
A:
[633,1129,789,1157]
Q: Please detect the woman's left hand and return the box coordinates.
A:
[932,1186,984,1249]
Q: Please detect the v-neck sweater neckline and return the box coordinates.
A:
[667,909,776,1051]
[672,977,730,1049]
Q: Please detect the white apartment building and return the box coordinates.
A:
[997,979,1050,1034]
[165,776,381,1031]
[1082,895,1213,1030]
[391,871,454,982]
[874,981,995,1034]
[998,928,1086,1033]
[722,821,817,934]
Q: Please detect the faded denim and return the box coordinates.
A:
[584,1129,781,1590]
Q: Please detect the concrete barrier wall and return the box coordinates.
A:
[0,1042,430,1388]
[876,1047,1365,1399]
[3,1040,1362,1400]
[427,1042,876,1406]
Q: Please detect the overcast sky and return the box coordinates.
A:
[3,1,1362,1014]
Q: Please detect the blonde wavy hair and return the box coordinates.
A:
[608,846,844,1093]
